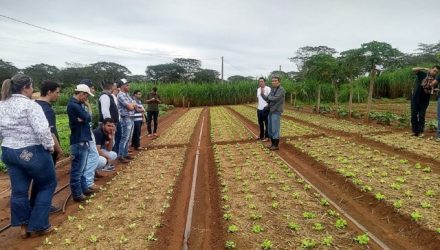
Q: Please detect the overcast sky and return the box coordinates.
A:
[1,0,439,78]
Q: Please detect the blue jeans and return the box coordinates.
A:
[437,99,440,138]
[1,145,56,232]
[112,122,122,152]
[84,135,99,188]
[119,117,134,157]
[268,112,281,139]
[70,142,90,198]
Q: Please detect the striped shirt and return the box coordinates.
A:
[133,97,145,122]
[0,94,54,150]
[117,91,135,117]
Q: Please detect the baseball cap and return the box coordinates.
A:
[79,79,93,87]
[116,78,130,88]
[74,84,95,97]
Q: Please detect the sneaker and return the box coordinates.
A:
[118,157,130,164]
[73,195,87,203]
[153,133,158,136]
[30,226,54,237]
[436,137,440,142]
[49,205,61,214]
[83,189,95,197]
[418,133,425,138]
[147,134,153,137]
[125,155,135,160]
[262,138,269,142]
[88,184,100,192]
[101,164,115,172]
[134,147,144,150]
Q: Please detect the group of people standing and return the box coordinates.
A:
[0,74,160,237]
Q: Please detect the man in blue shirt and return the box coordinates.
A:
[34,80,63,212]
[66,84,95,202]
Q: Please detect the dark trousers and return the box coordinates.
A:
[147,111,159,134]
[257,109,269,139]
[132,121,143,148]
[411,98,430,135]
[112,122,122,152]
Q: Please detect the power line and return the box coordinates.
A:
[0,13,199,60]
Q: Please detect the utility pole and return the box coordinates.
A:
[221,56,224,82]
[279,65,282,71]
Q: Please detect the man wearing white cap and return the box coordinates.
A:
[66,84,95,202]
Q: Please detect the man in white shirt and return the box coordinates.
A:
[256,77,271,141]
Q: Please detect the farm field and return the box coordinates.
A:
[1,105,440,249]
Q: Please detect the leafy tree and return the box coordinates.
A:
[23,63,59,89]
[194,69,220,83]
[359,41,403,121]
[58,65,94,86]
[0,59,19,82]
[90,61,131,84]
[128,74,148,83]
[339,48,364,117]
[302,53,338,113]
[227,75,253,83]
[146,63,185,83]
[269,70,289,81]
[173,58,201,81]
[289,46,337,72]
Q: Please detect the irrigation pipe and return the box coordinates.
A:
[182,112,205,250]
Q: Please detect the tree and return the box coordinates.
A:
[90,62,131,84]
[23,63,59,89]
[0,59,19,82]
[58,65,94,86]
[146,63,185,83]
[268,70,289,81]
[289,46,337,72]
[302,53,337,113]
[173,58,201,81]
[339,48,364,117]
[227,75,253,83]
[194,69,220,83]
[128,74,148,83]
[359,41,403,121]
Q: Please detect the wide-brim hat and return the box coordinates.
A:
[74,84,94,97]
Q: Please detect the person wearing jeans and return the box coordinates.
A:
[146,87,161,136]
[94,118,118,170]
[261,76,285,150]
[0,74,56,237]
[67,84,95,202]
[116,79,135,163]
[256,77,271,141]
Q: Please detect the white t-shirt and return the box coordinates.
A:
[257,86,271,110]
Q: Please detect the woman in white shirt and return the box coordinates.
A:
[0,74,56,238]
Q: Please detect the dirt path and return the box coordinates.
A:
[151,108,224,250]
[0,108,187,249]
[228,106,440,249]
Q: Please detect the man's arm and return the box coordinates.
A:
[52,134,63,159]
[412,67,429,73]
[268,87,286,103]
[118,94,135,110]
[99,95,111,119]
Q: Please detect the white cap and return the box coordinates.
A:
[74,84,94,97]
